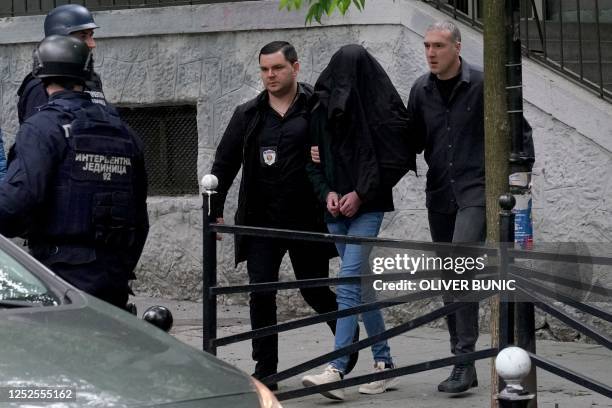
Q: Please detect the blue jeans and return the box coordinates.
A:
[327,212,393,373]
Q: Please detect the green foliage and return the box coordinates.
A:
[279,0,366,24]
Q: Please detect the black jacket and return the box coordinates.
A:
[211,83,332,265]
[307,45,417,219]
[407,59,535,213]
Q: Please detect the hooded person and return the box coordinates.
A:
[302,44,418,400]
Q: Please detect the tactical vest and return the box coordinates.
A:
[17,73,107,124]
[33,99,138,249]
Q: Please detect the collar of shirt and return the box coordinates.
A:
[48,90,92,103]
[424,57,473,91]
[257,82,308,112]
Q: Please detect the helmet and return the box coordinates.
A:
[142,306,174,332]
[32,35,93,81]
[44,4,99,37]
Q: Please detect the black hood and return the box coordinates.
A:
[314,44,408,125]
[314,44,416,191]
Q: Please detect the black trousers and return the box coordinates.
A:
[246,236,337,375]
[428,206,486,357]
[52,262,130,309]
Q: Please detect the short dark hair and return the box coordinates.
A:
[42,76,85,90]
[259,41,298,64]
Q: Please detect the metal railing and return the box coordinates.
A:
[0,0,259,17]
[428,0,612,102]
[200,182,612,404]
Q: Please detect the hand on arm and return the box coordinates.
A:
[215,217,224,241]
[310,145,320,164]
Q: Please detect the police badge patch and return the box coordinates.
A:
[262,148,277,166]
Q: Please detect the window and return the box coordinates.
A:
[117,105,199,196]
[0,248,60,306]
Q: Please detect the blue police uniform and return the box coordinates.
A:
[0,90,148,307]
[17,71,106,124]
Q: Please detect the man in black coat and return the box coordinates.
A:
[210,41,357,387]
[408,20,534,394]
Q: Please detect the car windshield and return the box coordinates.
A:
[0,249,60,307]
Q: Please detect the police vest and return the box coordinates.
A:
[34,99,138,248]
[17,73,107,124]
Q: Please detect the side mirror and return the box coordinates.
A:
[142,305,173,332]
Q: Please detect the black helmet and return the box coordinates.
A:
[44,4,99,37]
[32,35,93,81]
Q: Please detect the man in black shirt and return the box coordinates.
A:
[210,41,357,388]
[407,21,534,393]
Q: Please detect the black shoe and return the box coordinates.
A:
[437,364,478,393]
[252,369,278,391]
[264,382,278,391]
[345,325,360,375]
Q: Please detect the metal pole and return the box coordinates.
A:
[506,0,526,164]
[201,177,218,355]
[516,302,537,407]
[542,0,548,60]
[594,0,604,97]
[522,0,530,57]
[576,0,583,80]
[505,2,537,404]
[559,0,565,69]
[498,194,516,355]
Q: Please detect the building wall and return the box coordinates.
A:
[0,0,610,338]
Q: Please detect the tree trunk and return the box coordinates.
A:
[483,1,510,407]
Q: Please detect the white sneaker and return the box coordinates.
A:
[302,365,345,400]
[358,361,399,395]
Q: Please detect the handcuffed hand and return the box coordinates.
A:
[339,191,361,218]
[326,192,340,217]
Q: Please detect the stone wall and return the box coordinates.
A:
[0,0,610,341]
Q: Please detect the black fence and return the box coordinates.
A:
[429,0,612,102]
[200,188,612,404]
[0,0,259,17]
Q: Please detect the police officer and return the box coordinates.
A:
[0,35,149,309]
[17,4,106,124]
[211,41,358,388]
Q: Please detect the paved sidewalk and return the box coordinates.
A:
[133,297,611,408]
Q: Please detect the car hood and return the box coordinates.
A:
[0,294,258,407]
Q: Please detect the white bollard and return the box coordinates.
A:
[201,174,218,192]
[495,346,535,407]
